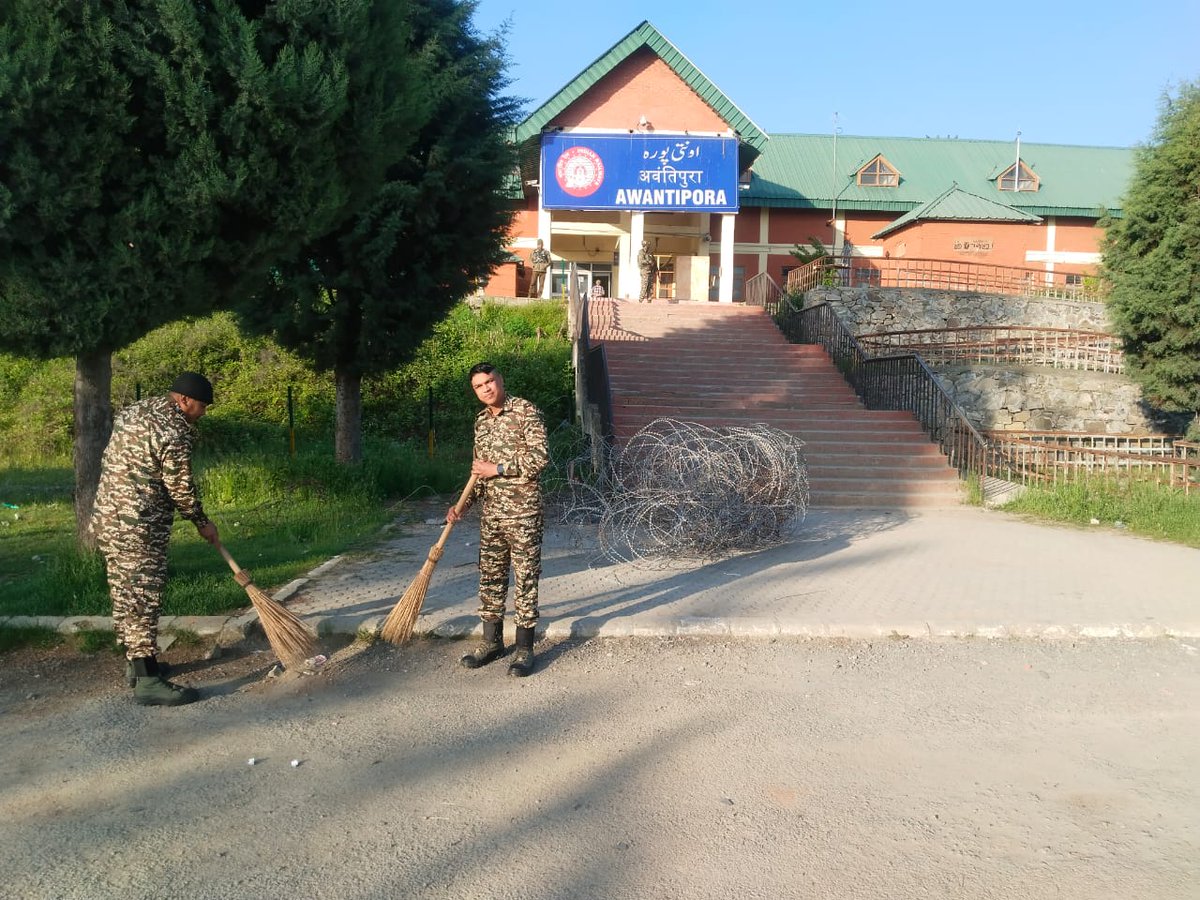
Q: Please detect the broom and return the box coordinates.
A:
[215,541,317,669]
[381,473,479,644]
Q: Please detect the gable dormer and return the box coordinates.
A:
[857,154,899,187]
[997,160,1038,192]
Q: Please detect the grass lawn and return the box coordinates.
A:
[0,441,468,619]
[1002,476,1200,548]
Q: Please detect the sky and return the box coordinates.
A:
[469,0,1200,148]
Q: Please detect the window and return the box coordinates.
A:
[852,266,881,287]
[857,155,899,187]
[1065,274,1083,286]
[998,161,1038,192]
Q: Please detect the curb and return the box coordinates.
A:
[5,549,1199,643]
[5,612,1198,643]
[0,555,347,646]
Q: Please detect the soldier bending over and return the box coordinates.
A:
[93,372,219,706]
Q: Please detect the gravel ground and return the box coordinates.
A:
[1,634,1197,899]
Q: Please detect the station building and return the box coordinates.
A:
[485,20,1132,303]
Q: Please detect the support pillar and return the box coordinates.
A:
[621,212,646,300]
[718,213,735,303]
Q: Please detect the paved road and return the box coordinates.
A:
[1,636,1197,899]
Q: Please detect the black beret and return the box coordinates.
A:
[170,371,214,404]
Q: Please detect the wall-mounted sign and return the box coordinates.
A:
[954,238,994,252]
[540,132,739,212]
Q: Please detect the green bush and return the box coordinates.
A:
[0,300,572,461]
[0,300,578,624]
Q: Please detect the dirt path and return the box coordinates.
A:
[1,635,1197,899]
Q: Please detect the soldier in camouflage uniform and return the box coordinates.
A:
[637,239,657,302]
[93,372,219,706]
[527,238,551,298]
[447,363,549,677]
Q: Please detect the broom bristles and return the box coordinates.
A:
[245,582,317,669]
[380,472,477,646]
[380,559,435,644]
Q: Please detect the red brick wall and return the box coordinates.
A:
[843,214,895,249]
[733,212,759,243]
[489,203,538,297]
[510,206,538,240]
[551,49,729,133]
[767,209,834,247]
[1051,217,1104,275]
[879,220,1048,269]
[482,262,523,297]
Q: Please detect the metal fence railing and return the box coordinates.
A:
[858,326,1125,374]
[985,434,1199,492]
[785,257,1106,301]
[985,432,1176,453]
[744,272,785,316]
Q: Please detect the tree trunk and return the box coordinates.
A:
[334,367,363,463]
[73,352,113,551]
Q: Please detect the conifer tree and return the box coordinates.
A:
[238,0,519,462]
[1103,80,1200,434]
[0,0,419,545]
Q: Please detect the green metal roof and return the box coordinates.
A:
[512,21,768,154]
[744,134,1132,218]
[871,184,1043,238]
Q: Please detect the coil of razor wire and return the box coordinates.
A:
[560,418,809,566]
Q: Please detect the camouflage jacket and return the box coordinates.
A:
[464,395,548,520]
[93,394,210,541]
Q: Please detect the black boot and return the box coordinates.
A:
[126,658,170,688]
[131,657,198,706]
[460,620,504,669]
[507,626,536,677]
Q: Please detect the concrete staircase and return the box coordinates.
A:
[590,299,963,509]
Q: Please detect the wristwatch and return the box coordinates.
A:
[496,463,506,476]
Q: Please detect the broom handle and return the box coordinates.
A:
[214,541,243,575]
[213,541,253,587]
[432,473,480,553]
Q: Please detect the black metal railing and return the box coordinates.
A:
[859,354,993,477]
[777,298,992,478]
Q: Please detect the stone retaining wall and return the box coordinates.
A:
[805,286,1110,332]
[936,367,1180,434]
[802,287,1186,435]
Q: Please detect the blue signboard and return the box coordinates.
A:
[540,132,739,212]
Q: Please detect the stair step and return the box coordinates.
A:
[593,299,966,510]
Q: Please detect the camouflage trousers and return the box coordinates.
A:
[639,271,655,300]
[477,514,544,628]
[98,531,169,661]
